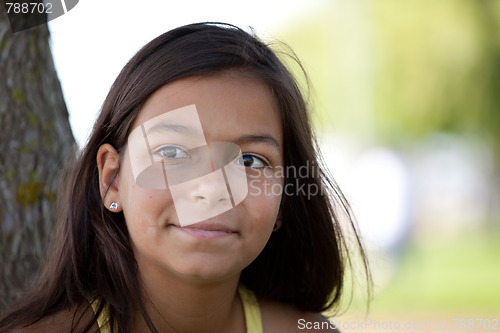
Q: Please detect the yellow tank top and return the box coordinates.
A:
[91,285,262,333]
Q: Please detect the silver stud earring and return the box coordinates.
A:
[110,202,118,210]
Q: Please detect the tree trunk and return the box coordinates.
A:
[0,9,75,310]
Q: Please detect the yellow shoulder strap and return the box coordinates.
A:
[90,298,114,333]
[238,285,263,333]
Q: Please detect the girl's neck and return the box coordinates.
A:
[133,257,244,333]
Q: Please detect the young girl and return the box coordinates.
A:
[0,23,370,332]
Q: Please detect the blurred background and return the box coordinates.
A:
[2,0,499,330]
[275,1,500,331]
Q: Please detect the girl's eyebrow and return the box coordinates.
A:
[233,134,281,151]
[147,123,196,135]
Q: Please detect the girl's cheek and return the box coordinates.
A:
[246,169,283,224]
[246,168,283,199]
[125,188,176,225]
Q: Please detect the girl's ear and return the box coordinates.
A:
[97,144,122,212]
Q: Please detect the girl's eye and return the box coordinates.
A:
[154,145,190,160]
[239,154,269,169]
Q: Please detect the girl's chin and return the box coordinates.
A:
[169,261,243,282]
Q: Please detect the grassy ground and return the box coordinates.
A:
[329,227,500,332]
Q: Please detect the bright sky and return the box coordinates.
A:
[48,0,327,146]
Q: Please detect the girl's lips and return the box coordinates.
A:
[170,223,237,239]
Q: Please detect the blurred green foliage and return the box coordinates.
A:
[278,0,500,147]
[373,0,500,144]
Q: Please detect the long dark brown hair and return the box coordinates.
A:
[0,22,370,332]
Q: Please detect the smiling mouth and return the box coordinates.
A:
[170,222,237,239]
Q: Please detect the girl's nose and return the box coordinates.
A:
[190,170,231,207]
[169,167,234,226]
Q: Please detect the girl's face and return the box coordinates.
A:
[115,72,283,281]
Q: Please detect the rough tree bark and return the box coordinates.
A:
[0,7,75,310]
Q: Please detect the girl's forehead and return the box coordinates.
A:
[131,74,283,141]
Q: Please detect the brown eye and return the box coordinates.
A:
[240,154,269,169]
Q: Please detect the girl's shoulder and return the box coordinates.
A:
[9,304,98,333]
[259,299,340,333]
